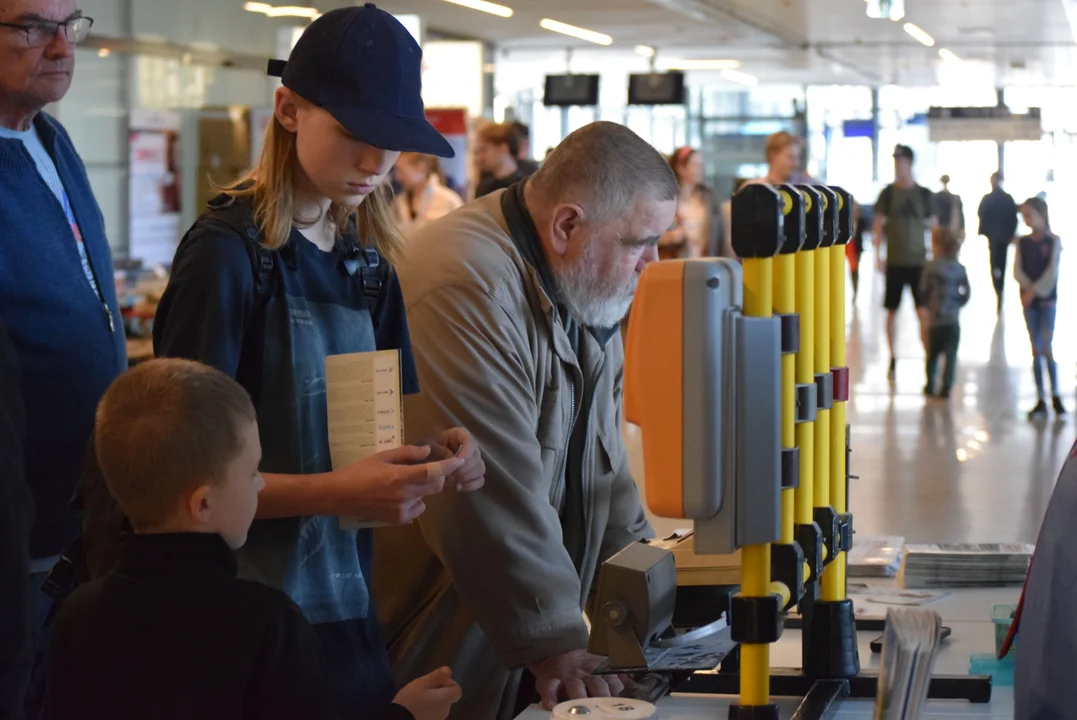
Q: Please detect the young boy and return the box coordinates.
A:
[44,359,460,720]
[919,227,971,399]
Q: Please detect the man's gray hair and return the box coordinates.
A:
[529,121,678,221]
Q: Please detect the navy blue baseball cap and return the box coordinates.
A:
[268,3,454,158]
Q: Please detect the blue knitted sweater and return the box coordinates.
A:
[0,113,126,560]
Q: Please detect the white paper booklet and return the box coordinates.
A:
[325,350,403,529]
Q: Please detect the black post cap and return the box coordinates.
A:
[797,185,824,251]
[813,185,839,248]
[776,184,806,255]
[832,186,855,246]
[732,184,784,259]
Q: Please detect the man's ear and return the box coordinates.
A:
[274,87,300,133]
[187,485,213,526]
[548,204,585,259]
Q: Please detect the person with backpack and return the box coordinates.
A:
[935,174,964,241]
[150,6,485,717]
[873,144,938,382]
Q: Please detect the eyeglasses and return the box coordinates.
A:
[0,15,93,47]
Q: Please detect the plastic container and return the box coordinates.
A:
[969,652,1015,686]
[992,603,1018,658]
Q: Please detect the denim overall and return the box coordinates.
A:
[236,236,396,713]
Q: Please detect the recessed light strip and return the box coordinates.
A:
[903,22,935,47]
[721,69,758,86]
[539,18,612,46]
[659,58,741,71]
[938,47,961,62]
[243,2,319,19]
[635,45,656,57]
[442,0,514,18]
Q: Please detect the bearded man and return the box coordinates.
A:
[374,121,676,720]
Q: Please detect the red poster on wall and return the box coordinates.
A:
[425,108,469,199]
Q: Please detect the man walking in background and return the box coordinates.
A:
[935,174,964,240]
[977,172,1019,314]
[0,1,127,714]
[874,144,937,382]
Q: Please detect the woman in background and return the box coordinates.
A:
[659,146,724,260]
[1014,196,1065,420]
[393,153,463,238]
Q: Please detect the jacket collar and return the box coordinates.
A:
[113,532,238,581]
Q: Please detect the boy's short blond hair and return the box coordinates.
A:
[932,226,961,259]
[95,359,256,529]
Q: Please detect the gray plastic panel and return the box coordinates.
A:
[815,372,834,410]
[796,383,818,423]
[681,259,742,520]
[692,303,740,556]
[735,315,782,547]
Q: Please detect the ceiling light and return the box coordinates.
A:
[721,69,758,86]
[97,47,110,57]
[443,0,513,18]
[539,18,612,46]
[903,22,935,47]
[635,45,656,58]
[243,2,320,19]
[938,48,961,62]
[659,58,741,71]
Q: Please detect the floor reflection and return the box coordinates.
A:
[626,242,1074,544]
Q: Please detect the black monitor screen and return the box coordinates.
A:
[628,72,686,105]
[544,74,600,107]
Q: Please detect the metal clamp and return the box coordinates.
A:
[778,313,800,355]
[796,522,823,584]
[815,372,834,410]
[781,447,800,489]
[731,593,784,645]
[795,383,818,423]
[814,507,840,568]
[837,513,854,553]
[772,542,806,611]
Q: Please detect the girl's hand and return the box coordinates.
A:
[327,445,465,523]
[1021,288,1035,308]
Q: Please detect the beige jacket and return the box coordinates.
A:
[373,190,653,720]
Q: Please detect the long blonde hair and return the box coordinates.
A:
[220,111,404,265]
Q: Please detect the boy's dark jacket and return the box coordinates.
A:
[45,532,414,720]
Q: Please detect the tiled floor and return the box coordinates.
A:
[627,241,1075,545]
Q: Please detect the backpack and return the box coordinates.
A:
[55,196,390,589]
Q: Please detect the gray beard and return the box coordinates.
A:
[553,254,637,329]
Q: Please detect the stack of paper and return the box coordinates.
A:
[848,536,905,578]
[873,608,943,720]
[900,543,1033,589]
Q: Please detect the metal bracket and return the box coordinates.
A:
[778,313,800,355]
[796,522,823,584]
[814,507,840,568]
[600,601,647,671]
[795,383,818,423]
[815,372,834,411]
[837,513,854,553]
[772,542,806,611]
[731,593,784,645]
[781,447,800,489]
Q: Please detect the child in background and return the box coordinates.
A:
[45,359,461,720]
[919,227,970,399]
[1015,197,1065,420]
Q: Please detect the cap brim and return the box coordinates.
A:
[322,103,456,158]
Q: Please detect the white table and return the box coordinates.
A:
[516,584,1019,719]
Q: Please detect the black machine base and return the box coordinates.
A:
[676,668,993,720]
[803,599,860,679]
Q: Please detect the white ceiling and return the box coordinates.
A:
[365,0,1077,86]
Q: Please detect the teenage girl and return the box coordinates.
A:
[1015,196,1065,420]
[152,6,484,719]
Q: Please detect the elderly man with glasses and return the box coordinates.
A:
[0,2,126,718]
